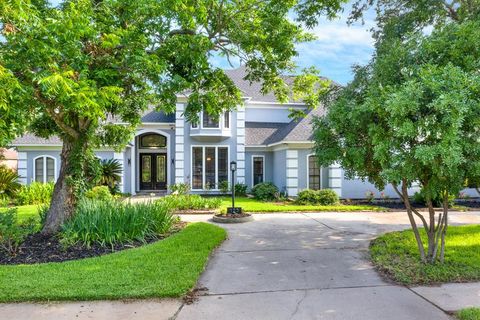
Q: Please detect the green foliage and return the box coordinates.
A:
[370,225,480,285]
[62,199,174,248]
[38,205,49,229]
[412,189,455,207]
[0,166,20,198]
[169,183,191,195]
[297,189,339,205]
[98,159,122,194]
[219,181,230,194]
[16,182,54,205]
[85,186,113,202]
[0,208,37,255]
[159,195,222,211]
[313,15,480,263]
[235,183,248,197]
[0,223,226,302]
[0,0,343,230]
[251,182,279,201]
[457,308,480,320]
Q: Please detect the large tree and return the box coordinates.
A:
[0,0,344,233]
[313,8,480,263]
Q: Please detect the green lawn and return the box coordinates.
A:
[370,224,480,285]
[0,205,41,223]
[457,308,480,320]
[0,222,226,302]
[220,197,384,213]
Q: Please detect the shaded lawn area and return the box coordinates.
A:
[370,224,480,285]
[220,197,384,213]
[457,308,480,320]
[0,205,40,223]
[0,222,226,302]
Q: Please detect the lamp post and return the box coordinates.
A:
[227,161,242,214]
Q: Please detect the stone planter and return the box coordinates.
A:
[212,214,253,223]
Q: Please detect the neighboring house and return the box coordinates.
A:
[0,148,18,170]
[10,66,476,199]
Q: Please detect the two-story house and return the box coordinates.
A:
[10,66,438,199]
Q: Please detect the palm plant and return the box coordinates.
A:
[99,159,122,193]
[0,166,21,198]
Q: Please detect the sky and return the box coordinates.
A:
[47,0,376,85]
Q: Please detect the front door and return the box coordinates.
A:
[139,153,167,190]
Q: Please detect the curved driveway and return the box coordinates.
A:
[176,211,480,320]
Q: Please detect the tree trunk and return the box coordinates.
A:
[42,139,77,234]
[400,182,427,262]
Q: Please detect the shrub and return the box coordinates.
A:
[98,159,122,193]
[251,182,279,201]
[62,199,175,247]
[219,181,230,194]
[413,189,456,207]
[297,189,339,205]
[316,189,339,205]
[235,183,248,197]
[85,186,113,201]
[169,183,190,195]
[16,182,54,205]
[297,189,319,204]
[159,194,222,211]
[0,167,21,198]
[0,208,37,255]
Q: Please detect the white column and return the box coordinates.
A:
[175,103,185,184]
[236,105,246,184]
[113,152,125,193]
[286,150,299,196]
[17,152,27,185]
[130,144,136,195]
[329,162,342,197]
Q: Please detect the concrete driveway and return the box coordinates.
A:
[176,211,480,320]
[1,211,479,320]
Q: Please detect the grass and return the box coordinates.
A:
[0,222,226,302]
[370,224,480,285]
[220,197,384,213]
[457,308,480,320]
[0,205,40,223]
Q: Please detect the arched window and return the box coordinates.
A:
[34,156,56,183]
[308,155,328,190]
[139,133,167,149]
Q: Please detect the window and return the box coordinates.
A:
[252,156,264,186]
[308,155,321,190]
[202,112,220,128]
[140,133,166,149]
[191,146,229,189]
[192,147,203,189]
[34,156,55,183]
[224,112,230,129]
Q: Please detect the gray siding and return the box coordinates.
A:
[272,150,287,193]
[245,151,273,189]
[245,107,292,123]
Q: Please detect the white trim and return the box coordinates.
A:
[306,153,325,190]
[133,129,171,193]
[246,101,306,107]
[32,155,57,183]
[190,145,230,191]
[251,155,265,186]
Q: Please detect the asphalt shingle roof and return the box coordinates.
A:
[11,133,62,146]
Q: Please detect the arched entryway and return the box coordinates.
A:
[136,132,169,192]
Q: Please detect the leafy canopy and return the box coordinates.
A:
[0,0,344,147]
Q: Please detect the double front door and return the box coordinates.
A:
[139,153,167,190]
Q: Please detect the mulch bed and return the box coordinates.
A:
[346,199,480,211]
[0,222,186,266]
